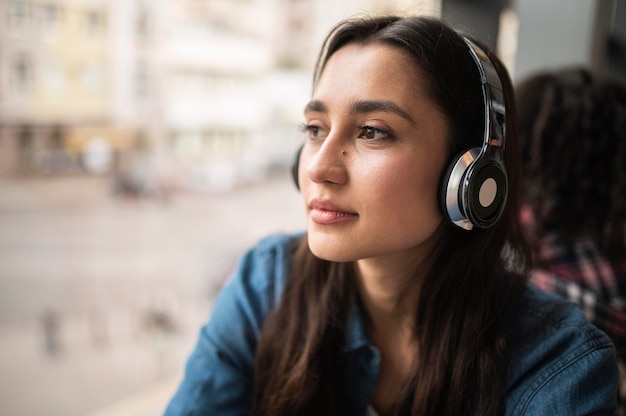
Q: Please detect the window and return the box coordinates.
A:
[136,7,149,40]
[8,1,33,31]
[10,55,34,93]
[135,61,150,99]
[41,4,63,35]
[81,63,104,95]
[84,9,106,36]
[44,62,66,95]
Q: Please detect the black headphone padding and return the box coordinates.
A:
[291,145,303,191]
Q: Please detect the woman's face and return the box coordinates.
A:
[299,42,450,266]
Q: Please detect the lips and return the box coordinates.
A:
[309,198,358,225]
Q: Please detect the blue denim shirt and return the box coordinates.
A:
[165,234,619,415]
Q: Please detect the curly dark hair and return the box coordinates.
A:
[516,67,626,255]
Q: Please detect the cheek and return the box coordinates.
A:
[362,158,444,222]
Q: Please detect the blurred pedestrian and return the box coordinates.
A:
[516,67,626,414]
[42,308,62,356]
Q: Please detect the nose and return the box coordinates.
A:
[306,135,348,186]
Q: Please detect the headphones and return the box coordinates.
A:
[291,37,507,231]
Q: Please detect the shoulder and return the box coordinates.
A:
[216,232,303,325]
[231,232,302,290]
[509,284,608,343]
[241,232,300,267]
[164,232,303,415]
[202,232,301,354]
[502,284,619,415]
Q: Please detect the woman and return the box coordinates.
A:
[165,15,618,415]
[516,67,626,415]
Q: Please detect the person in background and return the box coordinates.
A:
[165,16,619,415]
[516,67,626,415]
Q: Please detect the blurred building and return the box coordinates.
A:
[0,0,118,175]
[0,0,440,187]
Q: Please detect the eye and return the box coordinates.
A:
[358,125,392,141]
[299,123,326,140]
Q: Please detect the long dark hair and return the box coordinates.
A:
[516,67,626,256]
[252,15,530,416]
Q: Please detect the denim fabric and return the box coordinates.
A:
[164,233,619,416]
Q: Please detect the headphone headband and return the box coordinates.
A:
[463,38,506,154]
[443,38,508,230]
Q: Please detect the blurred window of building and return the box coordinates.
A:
[135,6,150,41]
[81,136,114,174]
[135,60,150,100]
[43,61,66,96]
[51,125,62,149]
[10,54,34,94]
[18,125,33,168]
[173,130,202,160]
[8,0,34,32]
[40,3,63,36]
[84,8,106,37]
[81,62,105,95]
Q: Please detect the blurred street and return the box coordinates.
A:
[0,172,304,416]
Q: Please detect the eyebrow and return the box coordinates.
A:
[304,99,327,114]
[304,99,416,125]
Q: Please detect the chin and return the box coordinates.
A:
[307,233,359,263]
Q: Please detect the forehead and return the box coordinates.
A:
[314,42,431,104]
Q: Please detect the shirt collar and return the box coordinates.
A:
[344,296,372,351]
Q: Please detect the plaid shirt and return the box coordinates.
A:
[530,233,626,413]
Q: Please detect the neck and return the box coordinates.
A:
[355,256,422,414]
[354,254,422,333]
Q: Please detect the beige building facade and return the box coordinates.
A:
[0,0,438,185]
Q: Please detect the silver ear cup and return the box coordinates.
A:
[443,147,507,230]
[444,148,481,230]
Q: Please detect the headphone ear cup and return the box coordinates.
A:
[463,158,507,228]
[291,145,303,191]
[440,147,507,230]
[440,148,481,230]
